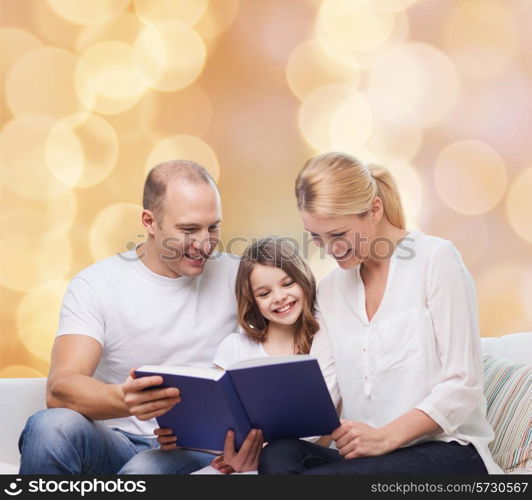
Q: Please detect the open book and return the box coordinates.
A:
[135,355,340,452]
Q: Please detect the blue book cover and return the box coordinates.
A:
[135,356,340,452]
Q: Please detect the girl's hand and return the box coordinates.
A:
[211,455,235,474]
[154,427,177,450]
[221,429,263,472]
[332,419,394,459]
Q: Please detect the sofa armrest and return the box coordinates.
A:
[0,378,47,473]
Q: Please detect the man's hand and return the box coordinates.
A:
[216,429,263,473]
[154,427,178,450]
[123,368,181,420]
[332,419,394,459]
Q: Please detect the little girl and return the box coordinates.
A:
[156,236,340,473]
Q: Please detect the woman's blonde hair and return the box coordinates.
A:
[295,152,405,229]
[235,237,319,355]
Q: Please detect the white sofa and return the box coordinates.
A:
[1,332,530,474]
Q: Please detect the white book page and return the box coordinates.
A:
[136,365,224,381]
[228,354,316,370]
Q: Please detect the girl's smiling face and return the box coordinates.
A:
[250,264,305,327]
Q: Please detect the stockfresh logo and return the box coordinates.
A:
[3,478,22,496]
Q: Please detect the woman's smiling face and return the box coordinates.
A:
[300,202,382,270]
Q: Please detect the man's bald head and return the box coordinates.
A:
[143,160,218,223]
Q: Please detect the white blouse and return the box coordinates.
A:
[315,230,502,473]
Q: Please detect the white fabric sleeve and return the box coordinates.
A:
[310,313,342,409]
[213,334,239,369]
[56,277,106,346]
[415,241,485,435]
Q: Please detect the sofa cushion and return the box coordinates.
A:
[483,355,531,473]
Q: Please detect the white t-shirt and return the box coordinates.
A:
[316,230,502,473]
[57,249,239,437]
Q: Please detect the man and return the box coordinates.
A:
[19,160,257,474]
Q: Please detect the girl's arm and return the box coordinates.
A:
[314,435,333,447]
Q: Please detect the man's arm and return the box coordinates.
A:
[47,334,182,421]
[46,335,130,420]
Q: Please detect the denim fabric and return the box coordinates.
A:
[117,448,216,474]
[258,438,489,475]
[19,408,158,474]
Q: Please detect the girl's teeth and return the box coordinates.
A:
[277,302,293,313]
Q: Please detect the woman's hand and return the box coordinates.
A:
[154,427,178,450]
[332,419,394,459]
[211,455,235,474]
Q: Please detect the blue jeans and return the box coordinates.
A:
[258,438,488,474]
[18,408,212,475]
[117,448,216,474]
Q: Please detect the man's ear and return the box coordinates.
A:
[141,209,157,236]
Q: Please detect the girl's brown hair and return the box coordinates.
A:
[235,237,319,355]
[295,152,405,229]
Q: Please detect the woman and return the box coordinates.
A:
[258,152,501,474]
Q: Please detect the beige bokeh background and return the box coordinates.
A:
[1,0,531,378]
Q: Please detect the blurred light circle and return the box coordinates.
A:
[505,167,532,244]
[48,0,130,26]
[443,0,519,80]
[421,210,489,268]
[441,70,532,166]
[32,0,81,48]
[0,116,73,200]
[318,0,396,52]
[348,9,410,70]
[434,140,508,215]
[89,203,144,260]
[367,43,459,127]
[386,160,423,229]
[0,226,71,292]
[478,263,530,337]
[329,92,373,152]
[522,267,532,322]
[46,114,119,188]
[146,135,220,182]
[286,38,361,101]
[0,28,43,79]
[0,189,78,242]
[75,41,147,115]
[195,0,240,39]
[365,120,423,162]
[133,22,206,92]
[0,203,76,251]
[139,86,213,140]
[0,365,46,378]
[75,13,143,53]
[298,84,353,151]
[6,47,86,119]
[16,280,70,362]
[373,0,420,13]
[134,0,208,27]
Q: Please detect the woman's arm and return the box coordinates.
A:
[415,240,485,435]
[332,409,440,459]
